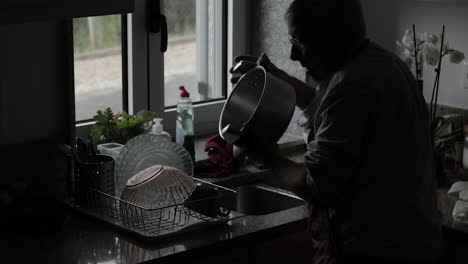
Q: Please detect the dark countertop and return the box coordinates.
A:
[2,197,308,264]
[1,141,310,264]
[4,139,468,263]
[5,189,466,264]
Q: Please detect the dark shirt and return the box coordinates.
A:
[301,40,443,262]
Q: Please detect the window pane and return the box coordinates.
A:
[164,0,225,107]
[73,15,123,121]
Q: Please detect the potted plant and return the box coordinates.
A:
[397,25,466,186]
[90,108,157,145]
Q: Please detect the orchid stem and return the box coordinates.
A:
[431,73,440,120]
[432,25,446,123]
[413,24,420,82]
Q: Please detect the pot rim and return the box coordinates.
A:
[219,66,268,142]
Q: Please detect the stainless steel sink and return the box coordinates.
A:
[222,184,305,215]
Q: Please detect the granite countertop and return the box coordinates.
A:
[1,141,310,264]
[2,191,309,264]
[4,139,468,263]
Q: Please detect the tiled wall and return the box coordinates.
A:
[250,0,307,143]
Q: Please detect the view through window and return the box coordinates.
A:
[164,0,196,106]
[164,0,226,107]
[73,15,124,121]
[73,1,226,121]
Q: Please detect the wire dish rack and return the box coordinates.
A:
[68,179,244,240]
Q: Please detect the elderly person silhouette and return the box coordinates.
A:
[231,0,443,263]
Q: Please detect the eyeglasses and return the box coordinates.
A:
[289,37,305,53]
[289,37,300,45]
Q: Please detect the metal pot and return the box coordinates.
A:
[219,62,296,148]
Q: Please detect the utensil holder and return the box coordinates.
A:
[75,155,115,206]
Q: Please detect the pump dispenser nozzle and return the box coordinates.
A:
[150,118,172,141]
[153,118,164,134]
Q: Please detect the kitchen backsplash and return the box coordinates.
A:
[250,0,305,144]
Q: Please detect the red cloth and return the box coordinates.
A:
[308,205,338,264]
[194,134,236,178]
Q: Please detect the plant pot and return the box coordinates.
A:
[417,80,424,93]
[435,150,447,187]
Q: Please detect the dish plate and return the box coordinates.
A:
[115,134,194,197]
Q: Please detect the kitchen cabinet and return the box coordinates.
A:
[415,0,466,2]
[0,0,134,25]
[441,228,468,264]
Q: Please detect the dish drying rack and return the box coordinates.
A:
[68,178,244,240]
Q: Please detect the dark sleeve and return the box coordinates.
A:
[300,86,323,128]
[303,81,373,207]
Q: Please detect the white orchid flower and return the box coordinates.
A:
[424,33,439,45]
[448,50,465,64]
[424,44,440,66]
[396,40,414,56]
[417,50,425,68]
[404,57,414,69]
[396,29,429,79]
[402,29,414,50]
[396,29,425,57]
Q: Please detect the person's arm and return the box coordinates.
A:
[271,66,316,109]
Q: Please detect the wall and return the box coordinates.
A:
[0,21,71,144]
[250,0,306,143]
[361,0,468,110]
[250,0,468,143]
[0,21,73,200]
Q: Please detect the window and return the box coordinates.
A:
[163,0,226,106]
[75,0,248,137]
[129,0,229,135]
[73,15,127,122]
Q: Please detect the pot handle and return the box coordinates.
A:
[232,60,258,74]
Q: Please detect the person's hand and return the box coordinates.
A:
[243,142,281,168]
[245,145,306,193]
[229,53,283,85]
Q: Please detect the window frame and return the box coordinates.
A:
[159,0,228,136]
[76,0,250,139]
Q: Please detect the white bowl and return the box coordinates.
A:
[119,165,196,210]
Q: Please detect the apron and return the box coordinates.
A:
[305,123,339,264]
[301,39,372,264]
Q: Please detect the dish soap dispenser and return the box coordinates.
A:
[176,85,195,161]
[150,118,172,141]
